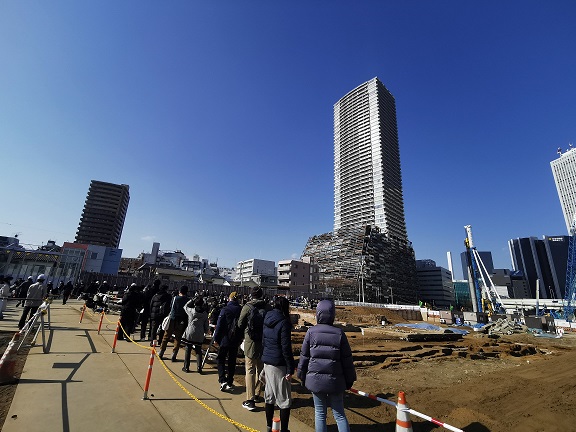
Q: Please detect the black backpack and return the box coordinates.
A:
[227,313,239,342]
[247,304,266,342]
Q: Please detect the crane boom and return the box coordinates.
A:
[564,214,576,321]
[464,225,506,315]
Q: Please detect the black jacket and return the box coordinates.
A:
[150,291,172,320]
[213,300,242,347]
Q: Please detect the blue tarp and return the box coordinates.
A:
[394,323,469,335]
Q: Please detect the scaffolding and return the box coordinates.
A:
[302,225,418,304]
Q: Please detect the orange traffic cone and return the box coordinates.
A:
[0,332,20,384]
[271,416,281,432]
[396,391,413,432]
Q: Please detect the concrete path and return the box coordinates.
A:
[0,299,313,432]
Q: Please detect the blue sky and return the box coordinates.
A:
[1,1,575,279]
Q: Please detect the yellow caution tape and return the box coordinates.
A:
[154,353,260,432]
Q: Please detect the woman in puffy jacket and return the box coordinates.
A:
[297,299,356,432]
[181,296,209,373]
[261,296,295,432]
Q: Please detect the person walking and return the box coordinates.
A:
[15,276,33,307]
[212,291,242,392]
[0,277,11,319]
[117,283,142,341]
[261,296,295,432]
[297,299,356,432]
[62,281,73,305]
[238,286,271,411]
[18,274,48,329]
[149,284,172,346]
[181,296,209,373]
[158,286,189,361]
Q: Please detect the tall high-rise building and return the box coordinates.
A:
[75,180,130,248]
[334,77,407,242]
[303,77,417,304]
[551,146,576,232]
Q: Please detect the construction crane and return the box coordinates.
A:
[463,225,506,315]
[563,214,576,321]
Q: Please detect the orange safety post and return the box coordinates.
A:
[97,312,104,334]
[271,417,280,432]
[396,391,413,432]
[111,321,120,353]
[79,304,86,323]
[142,341,157,400]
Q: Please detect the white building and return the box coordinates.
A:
[551,146,576,232]
[235,259,276,283]
[334,77,408,242]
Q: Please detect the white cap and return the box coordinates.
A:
[37,274,46,281]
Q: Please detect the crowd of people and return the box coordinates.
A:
[0,275,357,432]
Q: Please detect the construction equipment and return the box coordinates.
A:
[464,225,506,315]
[563,214,576,321]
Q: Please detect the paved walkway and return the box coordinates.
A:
[0,299,313,432]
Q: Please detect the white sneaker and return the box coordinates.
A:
[220,382,227,392]
[225,383,234,391]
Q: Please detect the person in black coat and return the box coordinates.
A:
[140,279,160,340]
[261,296,295,432]
[213,291,242,391]
[149,284,172,346]
[117,284,142,340]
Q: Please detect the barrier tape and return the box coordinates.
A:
[154,352,259,432]
[77,307,259,431]
[348,388,464,432]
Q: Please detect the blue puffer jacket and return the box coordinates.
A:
[297,300,356,393]
[261,308,295,375]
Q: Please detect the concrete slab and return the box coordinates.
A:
[0,299,313,432]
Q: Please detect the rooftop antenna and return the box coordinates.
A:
[558,147,563,155]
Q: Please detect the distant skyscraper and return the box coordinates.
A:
[334,77,408,242]
[508,235,569,299]
[75,180,130,248]
[551,147,576,232]
[303,77,417,304]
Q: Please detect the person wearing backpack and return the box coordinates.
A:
[237,286,271,411]
[213,291,242,392]
[158,286,189,362]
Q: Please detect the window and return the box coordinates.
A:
[91,252,98,259]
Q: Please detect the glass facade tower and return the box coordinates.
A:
[334,77,408,242]
[551,147,576,232]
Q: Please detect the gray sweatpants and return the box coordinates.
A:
[263,364,292,409]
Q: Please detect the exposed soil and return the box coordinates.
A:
[285,306,576,432]
[2,305,576,432]
[0,331,30,431]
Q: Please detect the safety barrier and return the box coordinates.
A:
[349,388,464,432]
[79,306,464,432]
[17,300,51,354]
[79,307,261,432]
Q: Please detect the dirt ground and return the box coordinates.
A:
[1,306,575,432]
[283,306,576,432]
[0,332,30,431]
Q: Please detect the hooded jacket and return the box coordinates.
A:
[182,302,209,344]
[297,300,356,393]
[261,308,295,374]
